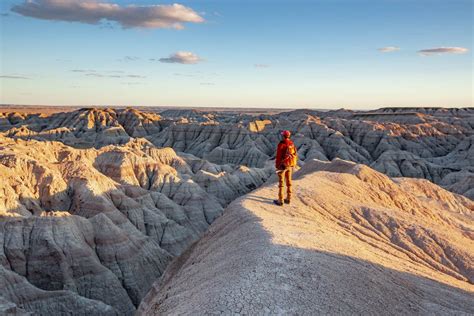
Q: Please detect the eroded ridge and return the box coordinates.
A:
[0,135,269,314]
[1,107,473,198]
[1,106,473,314]
[138,159,474,315]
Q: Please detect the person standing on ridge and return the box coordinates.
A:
[274,130,298,206]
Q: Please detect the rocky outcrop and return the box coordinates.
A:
[440,171,474,200]
[1,106,473,314]
[0,136,270,314]
[3,108,164,149]
[138,159,474,315]
[0,265,115,315]
[3,107,472,199]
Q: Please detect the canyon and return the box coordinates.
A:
[0,107,473,314]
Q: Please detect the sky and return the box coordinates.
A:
[0,0,472,109]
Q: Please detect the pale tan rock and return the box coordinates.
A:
[2,107,473,198]
[0,134,269,314]
[1,106,474,315]
[248,119,272,132]
[138,159,474,315]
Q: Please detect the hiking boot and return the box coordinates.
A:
[273,200,283,206]
[284,199,290,204]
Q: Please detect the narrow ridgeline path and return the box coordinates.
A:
[138,159,474,315]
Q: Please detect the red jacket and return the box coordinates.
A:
[275,138,296,169]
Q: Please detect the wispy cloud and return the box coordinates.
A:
[70,69,95,73]
[418,47,469,56]
[85,73,118,78]
[377,46,400,53]
[11,0,204,29]
[121,82,143,85]
[159,51,203,64]
[120,56,140,62]
[0,75,30,80]
[254,64,270,68]
[126,74,145,78]
[71,69,125,73]
[71,70,145,79]
[174,73,196,77]
[200,82,215,85]
[84,73,146,78]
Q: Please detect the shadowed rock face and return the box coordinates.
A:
[0,107,473,314]
[0,136,270,314]
[138,159,474,315]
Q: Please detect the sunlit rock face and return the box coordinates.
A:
[0,106,473,314]
[3,107,471,198]
[138,159,474,315]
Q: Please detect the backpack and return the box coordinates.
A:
[281,142,297,168]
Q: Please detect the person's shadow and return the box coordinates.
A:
[244,195,275,205]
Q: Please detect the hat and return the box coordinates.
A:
[281,130,291,138]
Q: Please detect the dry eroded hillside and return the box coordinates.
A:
[1,107,473,198]
[0,107,473,314]
[139,159,474,315]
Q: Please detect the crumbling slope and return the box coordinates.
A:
[0,136,270,315]
[138,159,474,315]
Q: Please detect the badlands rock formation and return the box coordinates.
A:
[138,159,474,315]
[0,106,473,314]
[1,107,473,198]
[0,135,269,314]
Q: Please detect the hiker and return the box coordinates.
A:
[274,130,298,206]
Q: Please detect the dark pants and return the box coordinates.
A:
[277,168,292,202]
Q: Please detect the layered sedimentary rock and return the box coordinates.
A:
[1,106,473,314]
[0,136,270,314]
[1,107,472,198]
[138,159,474,315]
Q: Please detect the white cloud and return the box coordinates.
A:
[12,0,204,29]
[254,64,270,68]
[80,72,145,78]
[0,75,30,79]
[159,51,203,64]
[377,46,400,53]
[418,47,469,56]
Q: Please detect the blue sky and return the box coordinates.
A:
[0,0,472,108]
